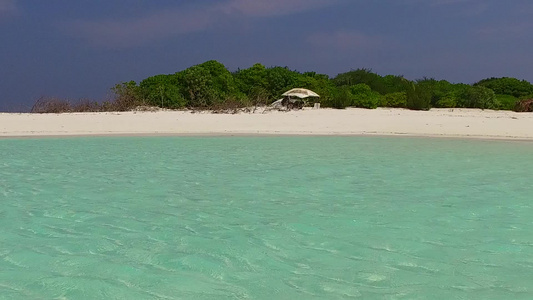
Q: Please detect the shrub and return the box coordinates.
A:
[435,96,457,108]
[31,97,72,113]
[381,92,407,108]
[350,84,380,109]
[112,81,144,111]
[406,83,431,110]
[495,94,518,111]
[459,86,498,109]
[475,77,533,98]
[514,99,533,112]
[72,99,101,112]
[328,86,352,109]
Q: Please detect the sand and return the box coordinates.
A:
[1,108,533,140]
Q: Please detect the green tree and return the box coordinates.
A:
[406,82,431,110]
[475,77,533,98]
[333,69,407,95]
[139,74,186,108]
[333,69,384,92]
[381,92,407,108]
[297,72,335,105]
[111,81,143,110]
[417,78,457,107]
[265,66,302,99]
[327,85,352,109]
[350,84,380,109]
[381,75,409,94]
[176,60,241,107]
[495,94,518,111]
[233,63,269,95]
[459,85,498,109]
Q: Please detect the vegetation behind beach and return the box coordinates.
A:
[31,60,533,113]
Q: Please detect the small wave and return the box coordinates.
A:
[3,256,29,269]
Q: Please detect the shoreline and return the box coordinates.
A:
[2,108,533,141]
[3,132,533,143]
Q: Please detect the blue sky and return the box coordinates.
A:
[1,0,532,111]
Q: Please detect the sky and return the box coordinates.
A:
[1,0,533,111]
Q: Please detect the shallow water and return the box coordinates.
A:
[1,136,532,299]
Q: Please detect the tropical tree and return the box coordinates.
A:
[233,63,268,95]
[406,82,431,110]
[459,85,498,109]
[176,60,241,107]
[475,77,533,98]
[139,74,185,108]
[350,84,381,109]
[264,66,302,99]
[381,92,407,108]
[111,81,144,110]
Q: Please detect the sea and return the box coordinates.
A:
[1,136,532,299]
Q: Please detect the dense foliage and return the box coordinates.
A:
[32,60,533,113]
[474,77,533,98]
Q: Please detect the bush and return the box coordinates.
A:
[176,60,242,108]
[327,86,352,109]
[112,81,144,111]
[406,83,431,110]
[380,92,407,108]
[72,99,101,112]
[350,84,380,109]
[139,74,187,108]
[31,98,102,113]
[459,86,498,109]
[434,97,457,108]
[495,94,518,111]
[475,77,533,98]
[514,99,533,112]
[31,97,72,113]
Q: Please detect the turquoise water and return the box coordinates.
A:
[1,136,532,299]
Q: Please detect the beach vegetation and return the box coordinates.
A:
[328,86,352,109]
[475,77,533,98]
[495,94,518,111]
[458,86,498,109]
[139,75,186,108]
[31,97,104,113]
[435,96,457,108]
[406,82,431,110]
[234,63,269,96]
[417,78,458,107]
[30,60,533,113]
[333,69,407,95]
[264,66,301,99]
[111,81,145,110]
[176,60,243,107]
[350,84,381,109]
[31,97,75,113]
[297,72,335,105]
[381,92,407,108]
[514,99,533,112]
[381,75,409,94]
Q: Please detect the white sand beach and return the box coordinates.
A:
[1,108,533,140]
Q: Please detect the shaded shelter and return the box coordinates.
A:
[280,88,320,109]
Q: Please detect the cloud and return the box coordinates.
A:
[404,0,477,5]
[64,0,340,48]
[428,0,475,5]
[67,6,215,47]
[403,0,489,17]
[223,0,337,17]
[0,0,16,14]
[307,30,384,51]
[475,21,532,41]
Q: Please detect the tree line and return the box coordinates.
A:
[32,60,533,113]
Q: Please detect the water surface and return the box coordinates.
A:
[1,136,532,299]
